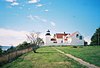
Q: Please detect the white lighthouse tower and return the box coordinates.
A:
[45,30,51,45]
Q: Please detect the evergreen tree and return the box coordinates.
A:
[7,46,15,53]
[0,46,2,55]
[90,27,100,45]
[16,41,30,50]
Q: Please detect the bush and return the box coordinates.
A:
[73,46,78,48]
[0,48,2,55]
[16,41,30,50]
[7,46,16,53]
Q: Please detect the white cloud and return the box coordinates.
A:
[27,15,46,23]
[0,28,29,46]
[27,15,44,22]
[84,36,91,45]
[32,15,39,20]
[50,21,56,26]
[7,6,12,8]
[27,15,34,20]
[36,4,43,7]
[41,19,47,22]
[28,0,39,4]
[34,16,48,23]
[27,15,56,28]
[6,0,15,2]
[44,9,49,12]
[11,2,19,6]
[6,0,19,6]
[33,15,46,22]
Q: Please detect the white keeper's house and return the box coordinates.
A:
[44,30,85,46]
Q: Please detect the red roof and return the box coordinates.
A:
[55,33,68,38]
[69,31,78,37]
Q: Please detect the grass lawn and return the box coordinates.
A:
[2,47,87,68]
[55,46,100,67]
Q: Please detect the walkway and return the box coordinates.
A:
[53,47,100,68]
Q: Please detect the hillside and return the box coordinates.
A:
[2,47,86,68]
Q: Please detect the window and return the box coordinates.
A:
[66,37,68,38]
[61,40,63,43]
[79,36,82,40]
[76,34,79,37]
[53,41,57,43]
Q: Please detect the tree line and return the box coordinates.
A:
[0,32,44,55]
[90,27,100,45]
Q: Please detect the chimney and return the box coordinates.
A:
[64,32,66,34]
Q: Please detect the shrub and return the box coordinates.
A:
[73,46,78,48]
[0,47,2,55]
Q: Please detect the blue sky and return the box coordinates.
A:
[0,0,100,45]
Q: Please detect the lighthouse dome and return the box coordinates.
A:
[45,30,51,36]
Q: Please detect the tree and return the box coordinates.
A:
[0,46,3,55]
[16,41,30,50]
[26,32,44,53]
[90,27,100,45]
[7,46,15,53]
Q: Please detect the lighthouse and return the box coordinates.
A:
[45,30,51,45]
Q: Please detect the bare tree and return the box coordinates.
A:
[26,32,44,53]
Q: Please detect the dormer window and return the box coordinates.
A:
[79,36,82,40]
[76,34,79,38]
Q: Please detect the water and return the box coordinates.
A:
[0,46,11,51]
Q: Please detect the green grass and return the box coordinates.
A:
[2,47,86,68]
[55,46,100,67]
